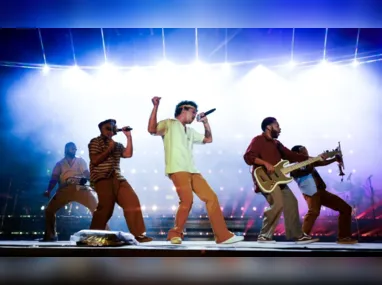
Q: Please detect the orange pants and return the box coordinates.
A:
[90,175,146,237]
[168,172,233,243]
[303,189,352,239]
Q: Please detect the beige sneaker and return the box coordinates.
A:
[170,237,182,244]
[221,235,244,244]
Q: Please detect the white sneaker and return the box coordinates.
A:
[221,235,244,244]
[170,237,182,244]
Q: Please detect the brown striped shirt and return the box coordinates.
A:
[88,136,125,183]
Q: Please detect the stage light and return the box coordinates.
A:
[240,207,244,211]
[171,205,177,211]
[172,186,176,191]
[240,187,244,191]
[352,169,356,173]
[42,65,50,74]
[153,186,159,191]
[288,60,296,68]
[75,206,79,209]
[221,62,230,72]
[131,169,136,174]
[328,169,332,173]
[253,207,257,211]
[320,59,328,66]
[221,207,224,211]
[141,205,146,211]
[152,205,157,211]
[352,60,360,67]
[349,150,354,154]
[40,206,45,210]
[220,187,224,191]
[157,60,175,69]
[101,62,115,71]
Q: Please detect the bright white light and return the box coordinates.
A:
[157,60,175,68]
[328,169,332,173]
[41,206,45,210]
[71,65,80,71]
[101,62,115,71]
[152,205,157,211]
[321,59,328,66]
[220,207,224,211]
[42,65,50,74]
[171,205,177,211]
[240,207,244,211]
[352,60,359,67]
[221,63,230,72]
[141,205,146,211]
[153,186,159,191]
[352,169,356,173]
[131,169,136,174]
[288,60,296,68]
[253,207,257,211]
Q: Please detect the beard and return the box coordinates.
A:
[270,129,279,139]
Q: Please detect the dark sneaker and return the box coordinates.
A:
[257,235,276,243]
[135,235,153,243]
[337,237,358,244]
[295,233,319,244]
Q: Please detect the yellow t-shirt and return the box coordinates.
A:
[157,119,205,175]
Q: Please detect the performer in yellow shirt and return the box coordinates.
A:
[148,96,243,245]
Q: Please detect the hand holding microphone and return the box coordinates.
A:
[196,108,216,122]
[117,126,133,137]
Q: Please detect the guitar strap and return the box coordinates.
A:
[275,141,285,158]
[275,141,287,190]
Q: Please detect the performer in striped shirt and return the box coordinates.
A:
[88,119,152,243]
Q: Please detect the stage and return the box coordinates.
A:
[1,239,382,257]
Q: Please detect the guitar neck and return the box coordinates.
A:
[283,156,322,174]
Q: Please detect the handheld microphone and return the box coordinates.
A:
[117,127,133,132]
[197,108,216,121]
